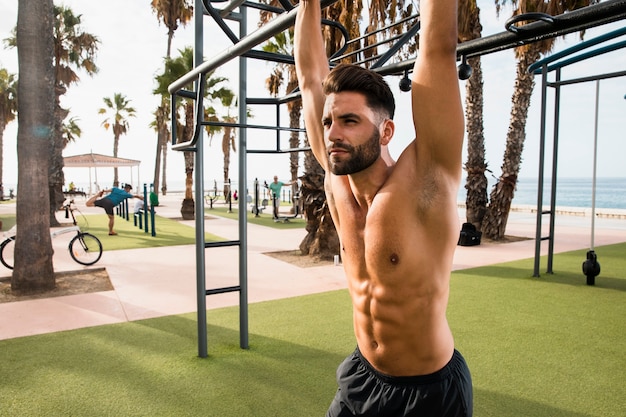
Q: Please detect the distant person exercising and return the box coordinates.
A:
[87,184,143,235]
[267,176,294,217]
[295,0,472,415]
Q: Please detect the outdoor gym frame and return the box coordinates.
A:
[168,0,626,358]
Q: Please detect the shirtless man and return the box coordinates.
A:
[294,0,472,415]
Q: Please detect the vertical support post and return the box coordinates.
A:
[533,64,549,277]
[143,184,149,234]
[590,80,600,251]
[194,0,208,359]
[238,4,250,350]
[547,69,562,273]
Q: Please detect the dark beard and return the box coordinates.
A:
[329,129,381,175]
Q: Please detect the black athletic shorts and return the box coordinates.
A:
[326,347,473,417]
[95,197,115,215]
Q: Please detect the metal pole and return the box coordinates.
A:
[534,64,549,277]
[238,4,249,350]
[547,68,562,273]
[194,0,208,359]
[590,80,600,250]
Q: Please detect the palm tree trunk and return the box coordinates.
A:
[161,143,168,195]
[288,91,301,214]
[180,100,195,219]
[483,45,541,240]
[0,122,4,200]
[13,0,55,292]
[153,130,162,196]
[48,99,67,227]
[113,134,119,187]
[299,148,339,261]
[464,55,488,229]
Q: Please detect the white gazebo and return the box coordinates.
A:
[63,152,141,195]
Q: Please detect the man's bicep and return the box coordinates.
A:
[301,90,328,171]
[412,56,464,173]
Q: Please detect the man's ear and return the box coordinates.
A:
[380,118,394,146]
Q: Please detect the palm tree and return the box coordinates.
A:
[149,102,170,198]
[98,93,136,187]
[459,0,489,230]
[482,0,597,240]
[154,46,234,219]
[262,29,302,214]
[0,68,18,200]
[5,6,99,225]
[150,0,193,196]
[13,0,55,292]
[50,6,98,224]
[61,116,82,147]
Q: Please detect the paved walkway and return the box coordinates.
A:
[1,193,625,341]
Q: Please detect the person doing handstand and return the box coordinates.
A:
[295,0,472,415]
[86,184,143,236]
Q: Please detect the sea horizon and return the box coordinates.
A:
[4,176,626,211]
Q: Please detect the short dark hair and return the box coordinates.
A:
[323,63,395,120]
[124,184,132,190]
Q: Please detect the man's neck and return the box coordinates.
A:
[346,158,392,209]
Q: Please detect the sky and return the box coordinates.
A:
[0,0,625,193]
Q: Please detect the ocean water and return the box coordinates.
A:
[6,177,625,210]
[459,177,626,210]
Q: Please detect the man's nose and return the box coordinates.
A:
[326,123,343,143]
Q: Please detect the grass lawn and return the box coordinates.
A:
[0,213,223,251]
[0,243,624,416]
[206,206,306,229]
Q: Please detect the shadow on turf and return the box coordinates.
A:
[458,264,626,292]
[475,389,594,417]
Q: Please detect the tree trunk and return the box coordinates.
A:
[483,45,541,240]
[180,101,195,219]
[13,0,55,293]
[463,55,488,229]
[152,119,163,197]
[48,99,67,226]
[0,120,5,200]
[181,157,195,220]
[113,133,119,187]
[287,74,301,215]
[161,142,168,195]
[299,149,339,261]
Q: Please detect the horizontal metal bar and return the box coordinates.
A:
[206,285,241,295]
[246,91,301,105]
[377,0,626,76]
[200,120,305,133]
[204,240,241,248]
[247,147,311,154]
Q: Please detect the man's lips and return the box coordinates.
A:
[328,145,351,155]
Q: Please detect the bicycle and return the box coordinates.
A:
[0,200,103,269]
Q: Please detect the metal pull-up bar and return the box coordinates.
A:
[168,0,338,95]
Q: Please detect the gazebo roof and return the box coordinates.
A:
[63,153,140,168]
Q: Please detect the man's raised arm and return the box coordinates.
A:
[294,0,330,171]
[412,0,464,178]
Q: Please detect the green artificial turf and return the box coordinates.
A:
[206,206,306,229]
[0,213,223,251]
[0,243,624,416]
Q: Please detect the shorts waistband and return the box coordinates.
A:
[354,346,464,385]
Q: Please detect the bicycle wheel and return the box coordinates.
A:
[69,233,102,266]
[0,236,15,269]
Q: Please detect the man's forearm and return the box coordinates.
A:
[294,0,329,87]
